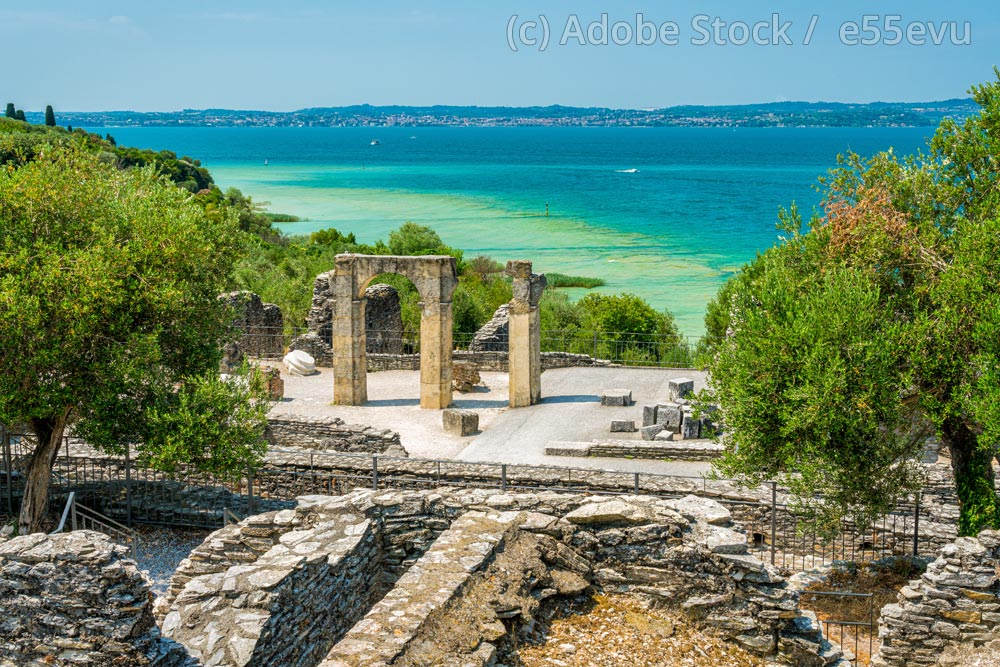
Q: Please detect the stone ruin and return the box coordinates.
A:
[300,272,405,361]
[152,488,843,667]
[469,304,510,352]
[220,291,285,362]
[0,531,195,667]
[872,528,1000,666]
[451,360,482,392]
[6,487,999,667]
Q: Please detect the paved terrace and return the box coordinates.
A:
[271,366,711,476]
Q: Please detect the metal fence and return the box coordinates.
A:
[1,429,939,572]
[233,325,705,369]
[799,590,877,665]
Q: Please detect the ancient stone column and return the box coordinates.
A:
[507,260,546,408]
[419,299,454,409]
[332,268,368,405]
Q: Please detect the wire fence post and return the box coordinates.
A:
[770,481,778,566]
[501,464,508,492]
[372,456,379,490]
[124,445,133,528]
[2,426,12,516]
[913,491,921,557]
[247,470,255,515]
[592,331,598,359]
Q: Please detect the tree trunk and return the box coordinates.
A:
[941,416,999,536]
[18,412,69,534]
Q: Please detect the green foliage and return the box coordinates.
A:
[139,366,269,476]
[14,110,24,122]
[536,291,689,366]
[544,272,606,289]
[706,70,1000,535]
[310,227,355,246]
[0,148,264,527]
[4,103,14,119]
[44,105,56,127]
[387,222,465,271]
[388,222,444,255]
[114,146,214,193]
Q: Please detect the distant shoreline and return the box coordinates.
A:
[27,99,976,130]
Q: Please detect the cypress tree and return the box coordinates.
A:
[15,109,25,122]
[4,103,14,119]
[67,125,73,133]
[45,105,56,126]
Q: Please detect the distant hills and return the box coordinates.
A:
[24,99,978,129]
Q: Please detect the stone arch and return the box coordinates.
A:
[331,254,458,409]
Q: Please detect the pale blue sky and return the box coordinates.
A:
[1,1,996,111]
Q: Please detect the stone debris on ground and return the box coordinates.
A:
[599,389,632,407]
[284,349,318,376]
[453,360,483,392]
[134,525,213,598]
[501,593,766,667]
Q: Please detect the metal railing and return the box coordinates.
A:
[232,326,706,369]
[50,491,139,559]
[799,590,876,665]
[4,432,943,571]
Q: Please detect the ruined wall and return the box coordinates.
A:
[221,290,285,359]
[366,349,610,372]
[161,489,847,667]
[363,284,404,354]
[873,529,1000,667]
[161,502,382,667]
[267,415,405,456]
[0,531,194,667]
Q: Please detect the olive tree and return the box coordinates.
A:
[0,148,269,533]
[705,72,1000,535]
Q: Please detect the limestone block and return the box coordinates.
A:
[680,413,701,440]
[564,499,652,525]
[667,377,695,401]
[257,365,284,400]
[641,425,665,441]
[665,495,732,525]
[452,360,482,392]
[656,403,683,429]
[283,349,317,377]
[601,389,632,406]
[610,420,636,433]
[642,404,658,427]
[443,409,479,436]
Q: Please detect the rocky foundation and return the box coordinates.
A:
[0,531,194,667]
[157,488,847,667]
[266,415,406,456]
[872,528,1000,666]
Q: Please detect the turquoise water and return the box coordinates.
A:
[87,126,932,335]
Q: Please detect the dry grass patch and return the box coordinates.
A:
[501,593,766,667]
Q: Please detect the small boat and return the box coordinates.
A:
[370,139,381,146]
[264,159,269,166]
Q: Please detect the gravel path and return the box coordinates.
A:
[272,369,511,459]
[134,525,212,597]
[272,366,713,476]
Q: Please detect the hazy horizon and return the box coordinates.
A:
[23,97,979,115]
